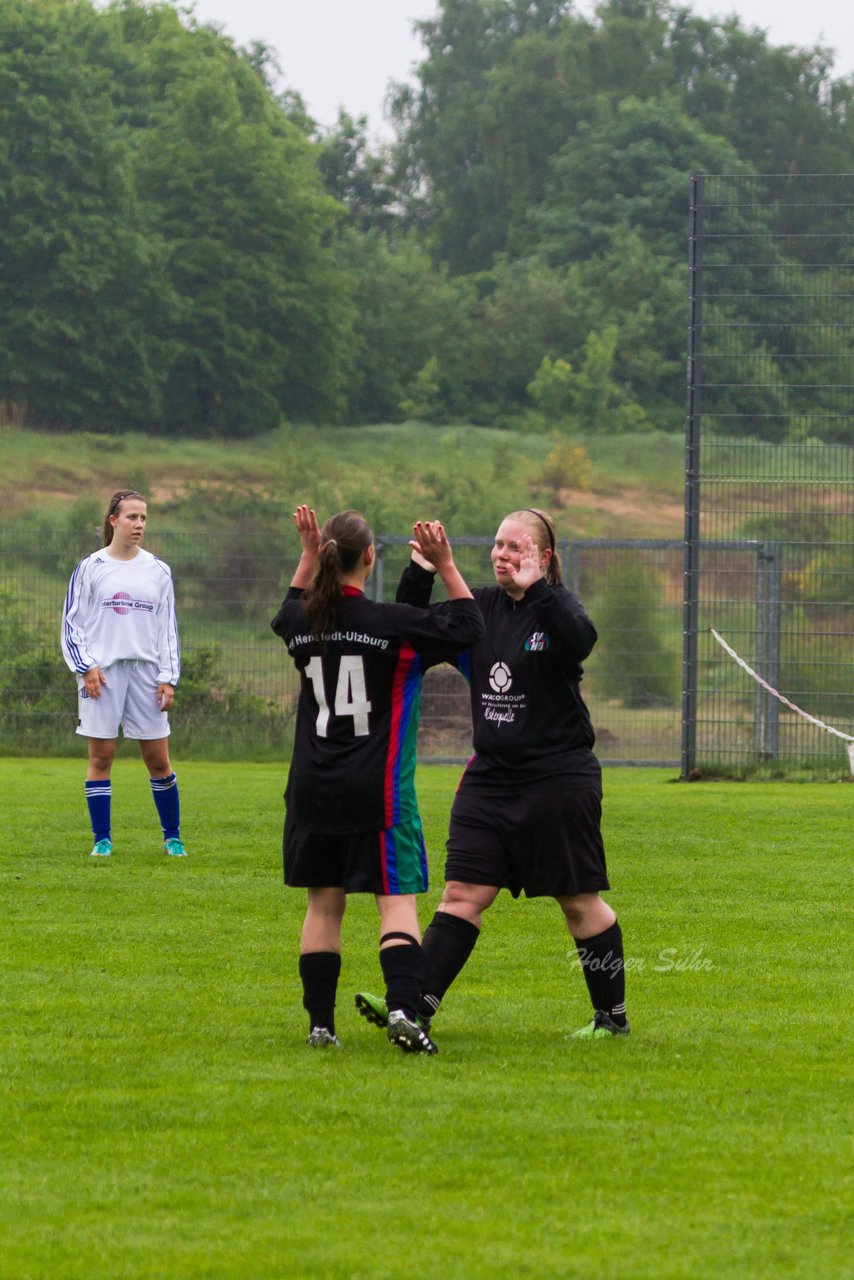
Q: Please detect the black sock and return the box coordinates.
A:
[299,951,341,1033]
[417,911,480,1021]
[379,933,424,1020]
[574,920,627,1026]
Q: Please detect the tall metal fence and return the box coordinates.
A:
[5,527,695,765]
[684,174,854,775]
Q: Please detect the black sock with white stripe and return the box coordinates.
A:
[417,911,480,1022]
[574,920,628,1027]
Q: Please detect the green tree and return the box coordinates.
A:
[578,228,685,425]
[0,0,174,429]
[119,3,352,433]
[571,328,619,434]
[0,0,355,435]
[317,111,399,235]
[393,0,854,276]
[530,95,749,263]
[527,329,650,434]
[527,355,574,423]
[390,0,572,272]
[400,357,443,421]
[336,229,473,422]
[461,257,591,420]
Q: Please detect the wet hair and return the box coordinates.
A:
[506,508,563,586]
[103,490,145,546]
[303,510,373,636]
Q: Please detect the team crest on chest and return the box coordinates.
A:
[524,631,550,652]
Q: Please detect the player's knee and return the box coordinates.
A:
[88,743,114,772]
[560,892,613,935]
[308,887,346,920]
[440,880,493,918]
[562,900,586,930]
[141,743,171,775]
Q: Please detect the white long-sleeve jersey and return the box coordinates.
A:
[61,547,181,685]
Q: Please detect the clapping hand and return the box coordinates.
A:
[508,534,542,591]
[410,520,452,572]
[293,504,321,556]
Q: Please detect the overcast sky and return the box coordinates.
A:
[186,0,854,138]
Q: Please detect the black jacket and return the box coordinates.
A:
[397,563,598,783]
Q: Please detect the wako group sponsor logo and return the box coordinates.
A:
[524,631,549,652]
[488,661,513,693]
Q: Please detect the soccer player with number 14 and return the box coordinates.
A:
[271,506,484,1054]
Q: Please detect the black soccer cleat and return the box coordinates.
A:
[356,991,433,1034]
[387,1009,438,1055]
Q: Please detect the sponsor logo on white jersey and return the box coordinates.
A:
[102,592,154,615]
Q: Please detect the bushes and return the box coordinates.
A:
[589,562,680,708]
[170,647,295,761]
[0,581,295,759]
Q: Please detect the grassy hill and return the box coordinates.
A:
[0,422,685,539]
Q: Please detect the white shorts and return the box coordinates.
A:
[76,660,171,741]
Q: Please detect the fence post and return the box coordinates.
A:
[568,540,582,596]
[754,541,782,759]
[682,172,704,777]
[373,539,385,602]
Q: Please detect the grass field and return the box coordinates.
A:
[2,761,851,1279]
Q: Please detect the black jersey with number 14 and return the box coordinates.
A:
[271,588,484,833]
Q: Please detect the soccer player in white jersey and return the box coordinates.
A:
[61,490,185,860]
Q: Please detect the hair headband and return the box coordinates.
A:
[523,509,555,551]
[109,490,142,514]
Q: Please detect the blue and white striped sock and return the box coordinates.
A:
[85,780,111,842]
[150,772,180,840]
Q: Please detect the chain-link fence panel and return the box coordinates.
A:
[4,527,693,764]
[685,173,854,775]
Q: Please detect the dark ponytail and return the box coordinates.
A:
[304,510,373,636]
[103,490,144,546]
[511,508,563,586]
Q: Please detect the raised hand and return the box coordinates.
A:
[508,534,543,592]
[411,520,452,572]
[293,504,321,556]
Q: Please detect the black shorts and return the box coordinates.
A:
[283,813,428,895]
[445,772,609,899]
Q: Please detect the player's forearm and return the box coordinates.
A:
[290,550,317,590]
[61,627,95,674]
[436,561,473,601]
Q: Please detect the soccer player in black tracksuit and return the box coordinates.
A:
[271,506,484,1054]
[356,507,630,1041]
